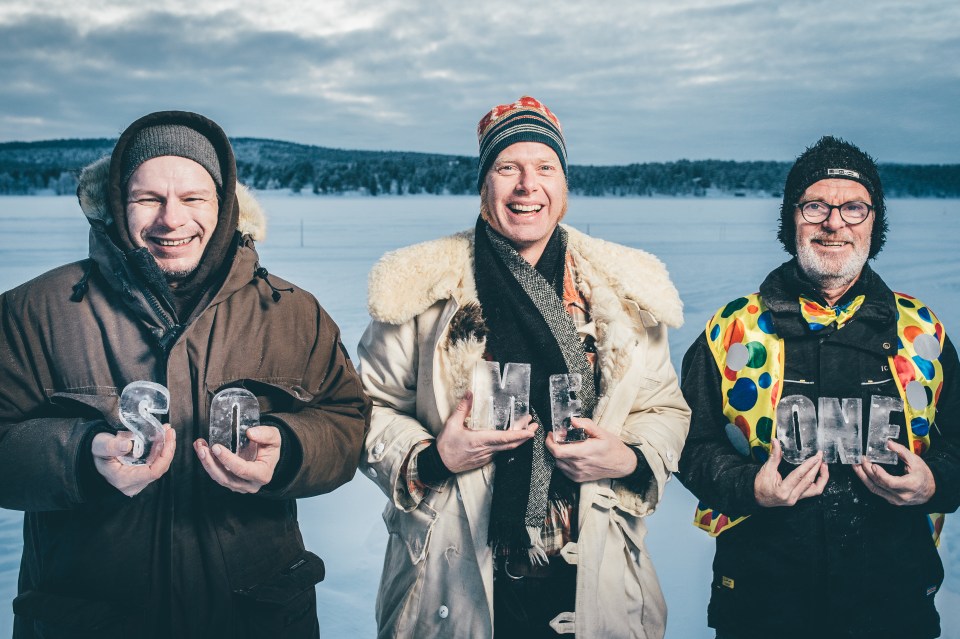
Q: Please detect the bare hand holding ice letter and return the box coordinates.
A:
[436,391,535,474]
[194,387,279,493]
[754,439,829,508]
[546,418,640,482]
[853,440,936,506]
[546,375,640,481]
[93,381,176,497]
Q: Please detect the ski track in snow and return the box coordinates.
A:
[1,194,958,638]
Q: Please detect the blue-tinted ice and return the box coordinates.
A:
[817,397,862,464]
[117,381,169,466]
[470,361,531,430]
[865,395,902,464]
[209,388,260,461]
[549,374,586,444]
[776,394,818,463]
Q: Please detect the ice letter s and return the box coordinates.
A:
[865,395,902,464]
[549,374,586,444]
[776,395,818,464]
[471,361,531,430]
[209,388,261,461]
[817,397,863,464]
[118,381,170,466]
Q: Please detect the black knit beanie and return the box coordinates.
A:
[777,136,887,258]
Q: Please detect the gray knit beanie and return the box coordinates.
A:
[120,124,223,189]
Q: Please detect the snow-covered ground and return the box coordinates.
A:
[1,194,958,638]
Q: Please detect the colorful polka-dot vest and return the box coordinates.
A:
[693,292,946,544]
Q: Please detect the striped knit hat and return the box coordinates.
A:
[476,96,567,192]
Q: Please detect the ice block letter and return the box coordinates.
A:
[471,361,531,430]
[775,394,818,464]
[118,381,170,466]
[865,395,902,464]
[817,397,863,464]
[209,388,260,461]
[550,374,586,444]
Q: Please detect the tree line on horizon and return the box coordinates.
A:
[1,137,958,199]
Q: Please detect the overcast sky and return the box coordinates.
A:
[1,0,957,164]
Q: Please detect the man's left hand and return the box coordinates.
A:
[545,417,637,483]
[853,440,936,506]
[193,425,282,493]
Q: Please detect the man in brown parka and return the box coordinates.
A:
[0,111,370,639]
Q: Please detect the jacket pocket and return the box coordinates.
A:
[48,388,120,427]
[383,498,439,563]
[13,590,137,639]
[233,550,325,637]
[208,378,315,415]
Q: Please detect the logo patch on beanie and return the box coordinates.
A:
[827,168,861,179]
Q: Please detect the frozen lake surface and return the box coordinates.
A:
[1,193,959,638]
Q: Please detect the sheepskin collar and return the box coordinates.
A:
[367,225,683,328]
[76,155,267,241]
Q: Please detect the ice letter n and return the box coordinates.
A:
[776,395,818,463]
[817,397,863,464]
[471,361,531,430]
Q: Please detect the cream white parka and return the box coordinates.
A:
[358,225,690,639]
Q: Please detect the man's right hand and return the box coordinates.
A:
[92,425,176,497]
[435,392,537,473]
[755,439,829,507]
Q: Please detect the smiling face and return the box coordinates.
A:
[794,178,874,299]
[480,141,568,265]
[125,156,219,278]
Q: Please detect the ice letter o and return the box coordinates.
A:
[118,381,170,466]
[865,395,902,464]
[776,394,818,464]
[471,361,531,430]
[209,388,261,461]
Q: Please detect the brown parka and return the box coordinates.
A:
[0,111,370,639]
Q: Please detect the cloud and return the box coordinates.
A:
[0,0,957,163]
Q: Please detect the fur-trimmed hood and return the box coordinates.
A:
[367,224,683,328]
[76,155,266,241]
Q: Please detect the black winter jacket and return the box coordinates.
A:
[677,261,960,639]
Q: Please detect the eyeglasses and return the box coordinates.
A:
[796,200,873,225]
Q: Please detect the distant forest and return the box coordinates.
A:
[1,137,958,198]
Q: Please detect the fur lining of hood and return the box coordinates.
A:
[77,155,266,241]
[367,224,683,328]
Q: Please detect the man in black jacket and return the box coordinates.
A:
[677,136,960,639]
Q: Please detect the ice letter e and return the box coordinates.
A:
[209,388,260,461]
[550,374,586,444]
[776,395,818,464]
[118,381,170,466]
[471,361,531,430]
[865,395,902,464]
